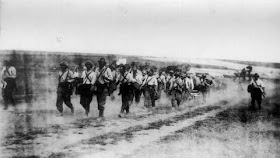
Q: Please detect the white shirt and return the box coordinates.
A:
[185,77,194,90]
[142,75,157,86]
[81,70,96,85]
[1,66,16,79]
[95,66,113,84]
[250,78,265,89]
[59,69,74,83]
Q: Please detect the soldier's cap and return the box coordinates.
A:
[60,61,68,67]
[85,60,93,67]
[131,61,136,67]
[98,57,106,63]
[254,73,260,77]
[169,70,174,74]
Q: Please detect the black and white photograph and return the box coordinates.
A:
[0,0,280,157]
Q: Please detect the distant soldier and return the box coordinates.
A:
[166,70,175,95]
[169,72,184,107]
[108,63,119,99]
[130,62,143,104]
[248,73,265,110]
[80,61,96,116]
[199,74,211,103]
[95,57,113,120]
[118,64,135,117]
[56,61,75,115]
[1,60,17,110]
[141,69,158,108]
[157,71,166,100]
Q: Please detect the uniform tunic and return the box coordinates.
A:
[142,75,158,107]
[169,77,183,107]
[56,69,74,113]
[157,74,166,100]
[1,66,17,107]
[129,69,143,103]
[249,78,265,109]
[95,66,113,111]
[80,70,96,113]
[119,71,135,113]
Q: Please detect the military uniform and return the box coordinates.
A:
[184,75,194,100]
[80,62,96,116]
[119,69,135,116]
[142,72,157,108]
[108,65,120,96]
[56,62,74,114]
[1,63,17,109]
[95,58,113,118]
[130,68,143,104]
[248,73,265,110]
[157,72,166,100]
[199,76,211,103]
[169,75,183,107]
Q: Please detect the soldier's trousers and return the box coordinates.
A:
[79,84,93,113]
[2,85,16,107]
[157,83,164,100]
[251,90,262,109]
[56,86,73,113]
[171,90,182,107]
[96,84,108,111]
[144,86,156,108]
[121,85,134,113]
[134,88,141,103]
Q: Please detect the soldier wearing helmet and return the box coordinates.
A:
[56,61,75,115]
[248,73,265,110]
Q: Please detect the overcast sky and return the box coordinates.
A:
[0,0,280,62]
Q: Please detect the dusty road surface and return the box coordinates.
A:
[0,80,280,158]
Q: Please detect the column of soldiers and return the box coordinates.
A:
[1,57,266,119]
[54,58,205,120]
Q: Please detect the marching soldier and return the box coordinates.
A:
[118,64,135,117]
[169,72,183,107]
[248,73,265,110]
[56,61,75,116]
[184,73,194,100]
[130,62,143,104]
[1,60,17,110]
[142,69,158,108]
[157,71,166,100]
[166,70,175,95]
[108,63,119,99]
[199,74,211,103]
[80,61,96,116]
[95,57,113,120]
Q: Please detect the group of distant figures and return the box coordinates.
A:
[1,58,266,120]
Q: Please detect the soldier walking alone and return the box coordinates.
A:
[248,73,265,110]
[1,60,17,110]
[56,61,75,116]
[95,58,113,120]
[80,61,96,116]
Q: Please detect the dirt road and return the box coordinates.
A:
[0,81,279,158]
